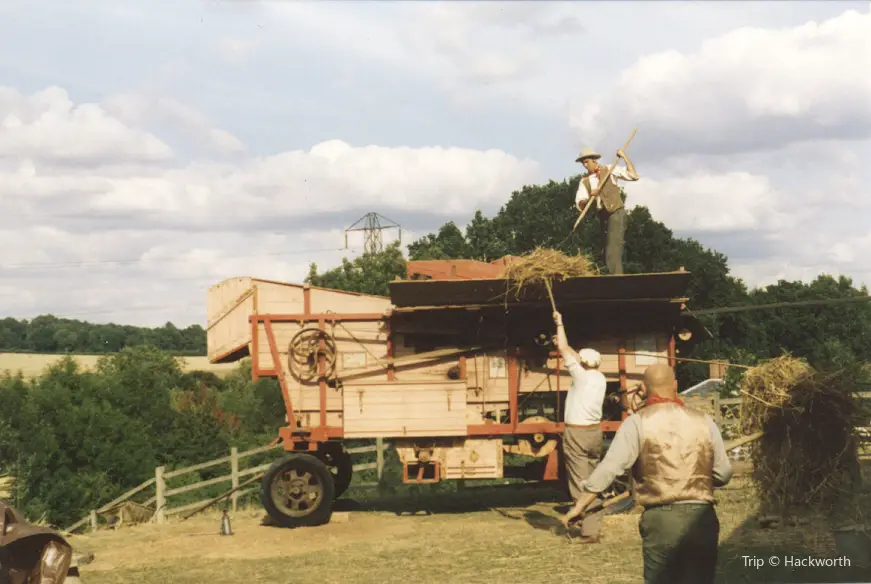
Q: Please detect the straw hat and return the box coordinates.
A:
[575,148,601,163]
[578,348,601,368]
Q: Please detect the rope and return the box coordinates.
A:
[624,351,751,369]
[690,295,871,316]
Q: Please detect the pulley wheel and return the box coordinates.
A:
[287,328,337,382]
[513,416,558,458]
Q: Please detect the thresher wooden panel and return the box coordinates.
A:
[442,439,503,480]
[207,277,255,362]
[308,287,391,314]
[391,341,460,381]
[342,381,468,438]
[262,320,391,414]
[254,280,305,314]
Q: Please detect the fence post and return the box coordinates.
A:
[376,437,384,481]
[713,393,723,428]
[155,466,166,525]
[89,510,98,532]
[230,446,240,512]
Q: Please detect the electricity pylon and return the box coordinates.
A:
[345,213,401,254]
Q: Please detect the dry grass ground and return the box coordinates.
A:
[0,352,237,378]
[68,473,871,584]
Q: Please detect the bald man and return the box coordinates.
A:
[560,364,733,584]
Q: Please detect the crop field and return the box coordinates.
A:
[69,471,871,584]
[0,352,238,379]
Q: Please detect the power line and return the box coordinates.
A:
[691,295,871,316]
[1,245,360,271]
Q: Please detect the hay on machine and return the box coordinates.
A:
[738,355,866,522]
[501,247,598,298]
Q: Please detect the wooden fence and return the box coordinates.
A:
[64,437,390,534]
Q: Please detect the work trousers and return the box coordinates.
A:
[638,503,720,584]
[562,425,604,538]
[598,207,626,275]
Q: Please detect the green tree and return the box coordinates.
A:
[305,240,406,295]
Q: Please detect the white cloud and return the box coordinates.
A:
[0,84,539,325]
[102,93,246,155]
[570,9,871,159]
[41,138,538,227]
[0,86,172,163]
[626,171,798,233]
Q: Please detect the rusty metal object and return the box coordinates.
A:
[0,501,75,584]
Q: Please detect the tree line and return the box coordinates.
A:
[0,315,206,355]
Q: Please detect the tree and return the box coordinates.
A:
[305,240,406,296]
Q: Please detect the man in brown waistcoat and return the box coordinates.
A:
[560,364,733,584]
[575,147,639,275]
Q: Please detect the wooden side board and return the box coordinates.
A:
[342,380,468,438]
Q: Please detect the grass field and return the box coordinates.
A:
[0,352,238,379]
[68,472,871,584]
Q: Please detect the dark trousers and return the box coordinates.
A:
[638,503,720,584]
[598,207,626,274]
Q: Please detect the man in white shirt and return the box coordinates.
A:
[575,147,639,275]
[552,310,607,543]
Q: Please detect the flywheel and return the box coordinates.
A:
[505,416,558,458]
[287,328,337,382]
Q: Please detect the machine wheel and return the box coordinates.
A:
[261,454,335,528]
[317,448,353,500]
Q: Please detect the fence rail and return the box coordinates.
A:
[64,437,391,533]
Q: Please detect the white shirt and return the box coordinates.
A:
[575,164,636,210]
[563,354,607,426]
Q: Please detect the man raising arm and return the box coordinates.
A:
[552,310,608,544]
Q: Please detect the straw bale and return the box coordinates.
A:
[739,355,865,519]
[502,247,598,296]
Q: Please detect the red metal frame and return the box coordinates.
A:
[542,448,560,481]
[402,461,441,484]
[253,312,669,454]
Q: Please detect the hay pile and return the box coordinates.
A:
[502,247,597,296]
[739,355,865,518]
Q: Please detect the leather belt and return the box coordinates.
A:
[565,423,600,429]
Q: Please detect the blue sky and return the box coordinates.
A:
[0,0,868,326]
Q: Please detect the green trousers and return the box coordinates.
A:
[598,207,626,275]
[638,503,720,584]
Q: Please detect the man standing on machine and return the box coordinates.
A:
[575,147,639,275]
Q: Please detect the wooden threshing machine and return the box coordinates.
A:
[206,258,700,527]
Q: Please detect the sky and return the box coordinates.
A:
[0,0,869,327]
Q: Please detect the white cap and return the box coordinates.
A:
[578,348,601,368]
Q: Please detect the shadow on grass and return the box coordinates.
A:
[333,480,571,516]
[714,514,871,584]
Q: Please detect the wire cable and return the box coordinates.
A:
[2,246,359,270]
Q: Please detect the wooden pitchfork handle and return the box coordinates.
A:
[572,128,638,232]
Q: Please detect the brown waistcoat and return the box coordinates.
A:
[582,168,624,213]
[631,403,715,507]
